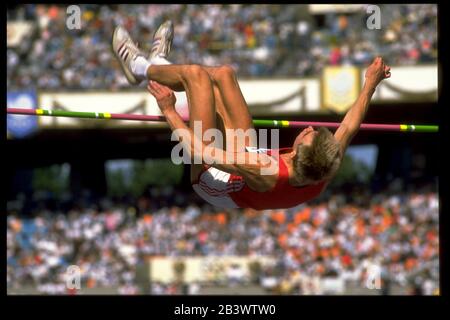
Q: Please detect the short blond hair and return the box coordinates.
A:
[293,127,341,182]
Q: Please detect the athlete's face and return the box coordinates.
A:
[292,126,317,150]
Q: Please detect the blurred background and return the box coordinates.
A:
[6,4,439,295]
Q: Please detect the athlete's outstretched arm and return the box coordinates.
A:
[334,57,391,157]
[147,81,275,177]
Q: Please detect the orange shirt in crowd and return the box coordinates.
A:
[271,211,286,225]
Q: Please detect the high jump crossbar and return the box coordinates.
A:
[7,108,439,133]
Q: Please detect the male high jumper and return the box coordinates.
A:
[112,21,391,210]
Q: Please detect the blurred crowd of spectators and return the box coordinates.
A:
[7,184,439,295]
[7,4,437,90]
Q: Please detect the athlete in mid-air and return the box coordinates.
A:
[112,21,391,210]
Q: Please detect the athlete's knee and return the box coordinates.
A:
[183,64,209,81]
[215,65,236,81]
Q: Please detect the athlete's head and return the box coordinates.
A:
[291,126,341,184]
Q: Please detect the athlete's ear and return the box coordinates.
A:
[290,149,297,159]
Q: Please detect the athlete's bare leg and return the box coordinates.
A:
[145,64,217,183]
[152,64,256,150]
[202,65,257,150]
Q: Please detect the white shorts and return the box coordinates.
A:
[192,147,266,208]
[192,167,244,208]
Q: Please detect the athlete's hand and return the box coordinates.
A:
[147,81,176,112]
[365,57,391,89]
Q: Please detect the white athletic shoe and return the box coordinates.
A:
[112,26,147,85]
[148,20,174,62]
